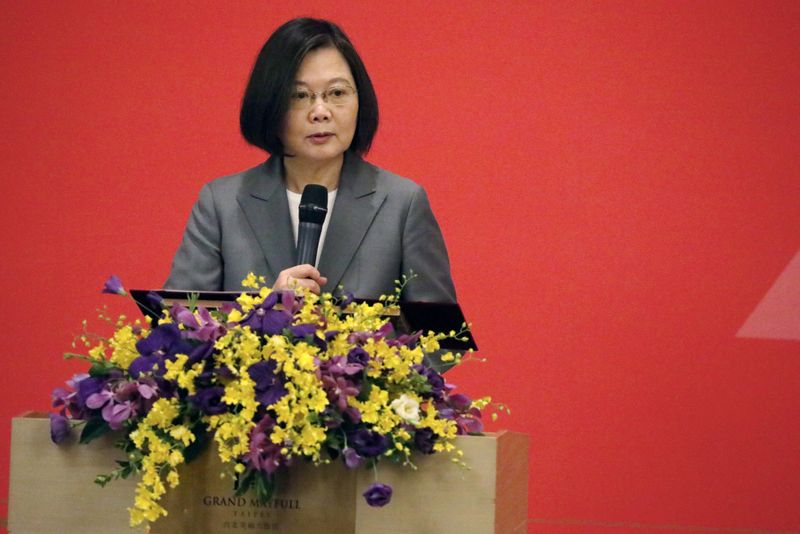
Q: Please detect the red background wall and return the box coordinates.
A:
[2,1,799,532]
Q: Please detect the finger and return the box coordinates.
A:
[287,264,325,283]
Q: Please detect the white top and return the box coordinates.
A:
[286,188,338,268]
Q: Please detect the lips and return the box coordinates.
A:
[307,132,334,144]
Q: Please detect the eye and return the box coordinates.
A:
[291,90,310,100]
[328,87,347,98]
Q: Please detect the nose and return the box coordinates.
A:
[308,97,332,123]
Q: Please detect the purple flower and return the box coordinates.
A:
[320,374,359,412]
[363,483,392,507]
[136,323,190,357]
[102,401,134,429]
[186,341,215,366]
[189,387,227,415]
[413,365,445,399]
[85,389,113,410]
[129,324,192,378]
[340,291,354,307]
[447,393,472,411]
[348,322,393,345]
[279,289,302,314]
[128,356,160,378]
[389,331,422,349]
[317,356,362,412]
[248,361,288,406]
[49,413,71,444]
[346,347,370,369]
[52,380,86,419]
[193,308,227,341]
[172,306,227,342]
[116,380,158,402]
[247,415,285,474]
[344,406,362,424]
[77,376,107,408]
[322,355,363,377]
[325,330,341,341]
[436,391,484,435]
[289,323,317,339]
[343,447,363,468]
[414,428,437,454]
[51,387,72,410]
[456,408,484,434]
[171,304,199,329]
[240,292,293,335]
[101,275,126,296]
[350,429,389,458]
[85,378,160,430]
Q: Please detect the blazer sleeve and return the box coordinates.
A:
[164,183,224,290]
[401,185,457,303]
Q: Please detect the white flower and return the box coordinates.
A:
[390,394,420,424]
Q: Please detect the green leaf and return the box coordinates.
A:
[187,292,200,312]
[87,360,119,378]
[94,474,112,487]
[253,471,275,504]
[119,463,133,478]
[234,469,255,497]
[80,417,111,444]
[184,425,209,464]
[358,380,373,401]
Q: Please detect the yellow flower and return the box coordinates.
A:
[241,272,266,289]
[227,308,243,323]
[109,325,140,369]
[420,333,440,353]
[163,354,189,381]
[168,449,184,467]
[157,309,173,325]
[88,342,107,362]
[169,425,195,447]
[166,469,180,488]
[292,342,318,371]
[144,399,179,429]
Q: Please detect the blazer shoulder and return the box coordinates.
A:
[366,161,426,197]
[203,162,272,196]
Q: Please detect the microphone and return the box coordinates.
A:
[296,184,328,266]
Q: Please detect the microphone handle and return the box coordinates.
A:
[297,221,323,266]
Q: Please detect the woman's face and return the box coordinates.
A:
[280,47,359,165]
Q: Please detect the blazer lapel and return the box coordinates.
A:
[318,153,387,292]
[236,157,297,281]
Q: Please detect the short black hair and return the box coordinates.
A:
[240,18,379,156]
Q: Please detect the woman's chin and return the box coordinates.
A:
[291,147,347,164]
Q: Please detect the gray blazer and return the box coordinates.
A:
[164,152,456,302]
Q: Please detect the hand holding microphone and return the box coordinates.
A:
[273,184,329,295]
[273,264,328,295]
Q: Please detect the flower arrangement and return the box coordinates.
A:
[49,274,500,529]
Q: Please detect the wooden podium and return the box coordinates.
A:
[8,414,529,533]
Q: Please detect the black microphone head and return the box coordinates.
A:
[299,184,328,224]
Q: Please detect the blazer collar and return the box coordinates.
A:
[318,152,387,292]
[236,152,387,291]
[236,157,295,281]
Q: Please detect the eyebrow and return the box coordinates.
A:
[294,77,354,86]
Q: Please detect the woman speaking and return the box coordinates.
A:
[165,18,456,303]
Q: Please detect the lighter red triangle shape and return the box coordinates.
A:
[738,250,800,340]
